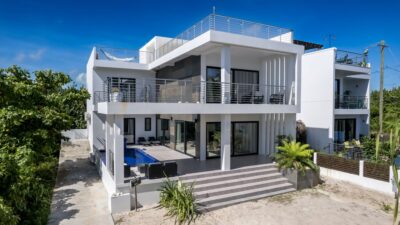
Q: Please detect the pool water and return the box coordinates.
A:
[124,148,158,167]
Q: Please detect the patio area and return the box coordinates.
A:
[129,144,273,176]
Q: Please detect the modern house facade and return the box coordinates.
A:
[298,48,370,152]
[86,13,304,212]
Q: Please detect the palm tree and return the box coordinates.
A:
[276,140,318,174]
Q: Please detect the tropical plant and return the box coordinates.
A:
[0,66,90,225]
[370,87,400,134]
[276,135,293,147]
[388,126,400,225]
[276,141,318,174]
[159,178,199,225]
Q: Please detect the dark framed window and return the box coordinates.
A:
[145,118,151,131]
[232,121,259,156]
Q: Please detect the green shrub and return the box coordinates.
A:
[159,178,199,225]
[276,141,318,174]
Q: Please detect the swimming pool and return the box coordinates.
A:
[124,148,158,167]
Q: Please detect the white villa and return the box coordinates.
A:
[85,13,370,213]
[298,48,370,152]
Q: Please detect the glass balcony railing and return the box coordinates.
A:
[336,50,369,68]
[335,95,368,109]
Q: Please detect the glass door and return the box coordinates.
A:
[232,122,258,155]
[175,121,185,153]
[206,122,221,158]
[123,118,135,144]
[334,119,356,143]
[206,67,221,103]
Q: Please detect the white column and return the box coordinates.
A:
[113,115,124,186]
[220,46,231,104]
[221,114,231,171]
[260,114,267,155]
[105,115,113,170]
[200,114,207,161]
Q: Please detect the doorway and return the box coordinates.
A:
[334,118,356,143]
[124,118,135,144]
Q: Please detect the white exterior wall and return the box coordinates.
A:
[298,48,336,150]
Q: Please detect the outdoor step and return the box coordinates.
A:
[193,173,284,192]
[181,167,278,185]
[179,163,276,181]
[195,177,289,199]
[196,182,294,206]
[198,187,296,212]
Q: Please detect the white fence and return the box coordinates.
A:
[314,153,396,195]
[62,129,88,140]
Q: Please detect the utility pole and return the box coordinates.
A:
[378,40,387,136]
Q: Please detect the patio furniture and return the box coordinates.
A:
[253,91,264,104]
[148,136,161,145]
[163,161,178,177]
[145,162,164,179]
[269,93,284,104]
[138,137,150,145]
[138,164,147,173]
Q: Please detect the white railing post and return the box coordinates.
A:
[359,160,364,177]
[313,152,317,164]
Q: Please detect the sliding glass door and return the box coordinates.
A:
[206,122,221,158]
[334,119,356,143]
[175,120,196,157]
[232,122,258,155]
[206,121,258,158]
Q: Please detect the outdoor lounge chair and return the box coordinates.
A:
[163,161,178,177]
[138,137,150,145]
[145,162,164,179]
[148,136,160,145]
[269,93,284,104]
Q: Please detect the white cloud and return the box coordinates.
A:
[14,52,26,62]
[75,72,86,86]
[14,48,46,62]
[29,48,46,60]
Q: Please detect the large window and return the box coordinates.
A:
[334,119,356,143]
[206,121,259,158]
[145,118,151,131]
[206,67,221,103]
[232,122,258,155]
[107,77,136,102]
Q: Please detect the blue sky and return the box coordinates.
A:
[0,0,399,89]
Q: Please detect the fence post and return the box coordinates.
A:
[359,160,364,177]
[313,152,317,164]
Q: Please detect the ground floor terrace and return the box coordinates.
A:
[88,112,296,212]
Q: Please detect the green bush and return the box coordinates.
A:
[159,178,199,225]
[0,66,89,224]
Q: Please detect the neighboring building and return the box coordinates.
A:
[86,13,303,212]
[298,48,370,152]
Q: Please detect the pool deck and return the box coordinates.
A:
[129,144,273,175]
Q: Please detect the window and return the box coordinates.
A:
[145,118,151,131]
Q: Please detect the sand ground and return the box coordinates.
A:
[114,178,395,225]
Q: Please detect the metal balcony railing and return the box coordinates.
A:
[335,95,368,109]
[93,77,290,105]
[153,14,292,61]
[335,50,369,68]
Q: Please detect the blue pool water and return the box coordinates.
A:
[124,148,158,167]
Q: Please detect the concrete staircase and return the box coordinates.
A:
[179,163,296,212]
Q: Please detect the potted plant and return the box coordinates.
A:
[276,140,320,190]
[110,87,122,102]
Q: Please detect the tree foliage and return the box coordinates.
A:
[370,87,400,134]
[276,141,318,174]
[0,66,89,225]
